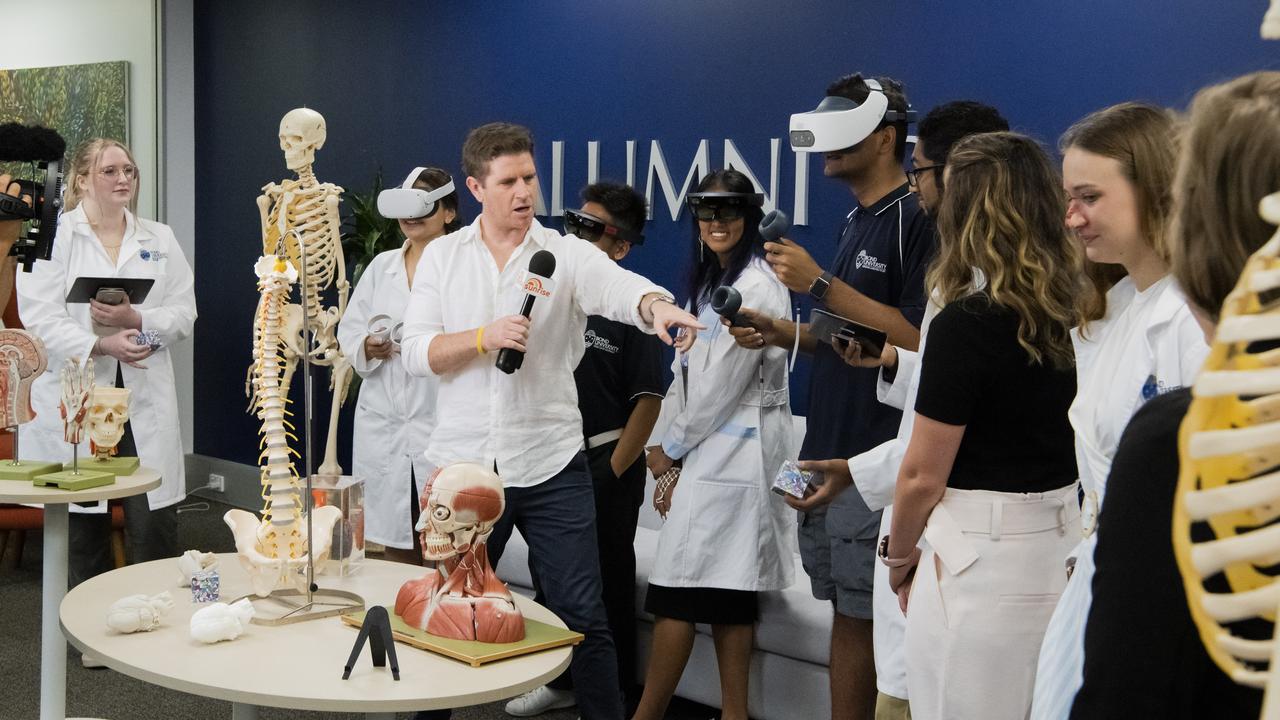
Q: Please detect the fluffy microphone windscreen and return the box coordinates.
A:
[529,249,557,277]
[0,124,66,162]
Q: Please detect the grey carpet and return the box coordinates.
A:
[0,495,713,719]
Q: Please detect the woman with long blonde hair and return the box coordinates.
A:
[881,132,1083,719]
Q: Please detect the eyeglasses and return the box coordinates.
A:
[906,164,943,188]
[563,208,644,245]
[98,165,137,180]
[689,203,748,222]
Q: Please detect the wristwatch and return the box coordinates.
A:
[808,271,834,301]
[877,535,917,568]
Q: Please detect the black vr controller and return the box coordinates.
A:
[0,123,66,271]
[711,210,794,329]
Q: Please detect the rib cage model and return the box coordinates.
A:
[1174,191,1280,712]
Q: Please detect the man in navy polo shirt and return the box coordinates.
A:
[732,74,935,720]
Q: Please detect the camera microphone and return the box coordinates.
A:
[0,123,68,271]
[496,249,557,374]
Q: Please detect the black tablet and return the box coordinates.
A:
[810,308,888,358]
[65,276,155,304]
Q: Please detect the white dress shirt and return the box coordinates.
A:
[400,217,667,488]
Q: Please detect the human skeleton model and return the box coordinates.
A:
[1174,191,1280,715]
[0,329,45,430]
[247,107,351,478]
[60,357,93,447]
[394,463,526,643]
[86,386,129,460]
[227,254,342,596]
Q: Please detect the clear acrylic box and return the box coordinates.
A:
[309,474,365,575]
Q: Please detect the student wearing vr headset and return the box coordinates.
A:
[335,166,460,566]
[504,182,663,717]
[636,169,795,720]
[729,74,936,720]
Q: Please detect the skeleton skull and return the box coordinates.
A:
[278,107,327,171]
[87,387,130,460]
[416,463,505,561]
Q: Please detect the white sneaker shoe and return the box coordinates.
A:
[504,685,576,717]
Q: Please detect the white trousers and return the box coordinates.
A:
[904,484,1080,720]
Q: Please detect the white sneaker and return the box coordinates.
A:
[504,685,576,716]
[80,653,106,669]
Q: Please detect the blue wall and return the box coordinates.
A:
[193,0,1279,466]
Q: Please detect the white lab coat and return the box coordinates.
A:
[649,259,795,592]
[335,246,438,549]
[16,205,196,512]
[1030,275,1207,720]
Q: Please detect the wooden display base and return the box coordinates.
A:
[32,468,116,491]
[71,456,140,475]
[342,606,584,667]
[0,459,66,481]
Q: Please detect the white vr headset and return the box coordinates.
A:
[789,79,915,153]
[377,167,456,219]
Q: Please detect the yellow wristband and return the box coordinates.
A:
[476,326,487,354]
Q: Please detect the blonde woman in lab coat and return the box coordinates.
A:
[336,167,459,564]
[1031,104,1209,719]
[17,138,196,587]
[635,170,794,720]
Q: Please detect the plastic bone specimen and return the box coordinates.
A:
[248,107,352,478]
[1174,191,1280,706]
[228,255,343,596]
[190,598,256,643]
[59,357,94,445]
[106,591,173,634]
[177,550,219,587]
[86,386,130,460]
[1266,0,1280,39]
[394,463,526,643]
[0,329,46,429]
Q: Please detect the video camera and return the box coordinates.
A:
[0,123,66,271]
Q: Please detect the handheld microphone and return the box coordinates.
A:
[759,209,791,242]
[496,249,557,374]
[711,286,749,327]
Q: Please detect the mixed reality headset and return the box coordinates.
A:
[686,191,764,222]
[788,78,916,154]
[376,167,455,220]
[563,208,644,245]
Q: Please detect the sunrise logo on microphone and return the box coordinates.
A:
[523,276,552,297]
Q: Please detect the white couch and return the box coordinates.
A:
[495,417,834,720]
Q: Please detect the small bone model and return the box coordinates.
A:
[59,357,93,446]
[190,598,256,644]
[1265,0,1280,39]
[86,386,130,460]
[106,591,174,634]
[1174,191,1280,706]
[0,329,46,429]
[394,463,525,643]
[177,549,219,587]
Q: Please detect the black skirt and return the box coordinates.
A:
[644,582,759,625]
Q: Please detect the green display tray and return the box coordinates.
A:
[342,606,583,667]
[0,460,66,482]
[71,456,140,475]
[32,468,116,491]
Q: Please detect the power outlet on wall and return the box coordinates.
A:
[208,473,226,493]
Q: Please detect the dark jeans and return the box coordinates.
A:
[488,452,624,720]
[68,422,177,588]
[537,441,645,703]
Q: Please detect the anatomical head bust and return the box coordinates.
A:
[87,386,130,460]
[417,462,505,561]
[278,108,327,171]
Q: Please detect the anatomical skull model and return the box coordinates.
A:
[395,463,526,643]
[226,254,343,596]
[59,357,93,446]
[247,107,351,479]
[1174,191,1280,713]
[0,329,46,430]
[86,386,130,460]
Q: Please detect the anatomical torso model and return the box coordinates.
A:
[395,463,525,643]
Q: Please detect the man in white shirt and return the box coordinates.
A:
[401,123,701,720]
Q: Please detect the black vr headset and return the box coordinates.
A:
[0,123,66,272]
[563,207,644,245]
[686,191,764,222]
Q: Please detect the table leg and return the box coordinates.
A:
[40,504,68,720]
[231,703,260,720]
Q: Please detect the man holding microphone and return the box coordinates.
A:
[400,122,701,720]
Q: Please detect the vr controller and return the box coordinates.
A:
[0,123,66,272]
[376,166,455,220]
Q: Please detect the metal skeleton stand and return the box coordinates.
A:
[246,231,363,626]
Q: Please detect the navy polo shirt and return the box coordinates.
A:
[800,183,935,463]
[574,315,665,439]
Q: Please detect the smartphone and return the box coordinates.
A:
[811,308,887,358]
[95,287,127,306]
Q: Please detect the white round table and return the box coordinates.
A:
[0,469,162,720]
[60,553,573,719]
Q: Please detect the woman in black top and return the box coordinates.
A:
[880,132,1084,719]
[1070,71,1280,719]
